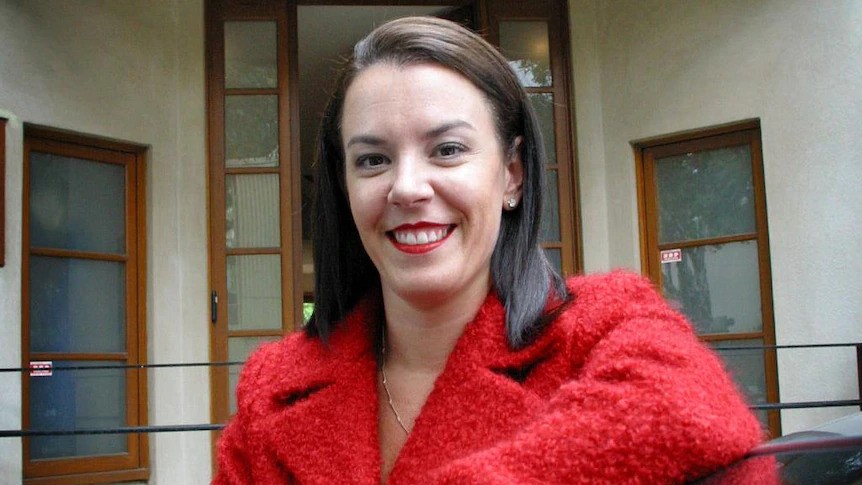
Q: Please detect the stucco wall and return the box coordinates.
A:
[0,1,210,482]
[570,0,862,433]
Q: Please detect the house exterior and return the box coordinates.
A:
[0,0,859,483]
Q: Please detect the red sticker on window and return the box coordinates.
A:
[660,249,682,264]
[29,361,53,377]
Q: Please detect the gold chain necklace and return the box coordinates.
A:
[381,327,411,435]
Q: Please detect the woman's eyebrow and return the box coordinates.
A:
[346,134,385,149]
[425,120,475,139]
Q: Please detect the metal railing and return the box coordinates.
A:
[0,342,860,439]
[715,342,862,412]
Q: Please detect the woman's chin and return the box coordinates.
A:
[381,273,492,311]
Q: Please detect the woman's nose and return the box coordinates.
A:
[386,156,434,207]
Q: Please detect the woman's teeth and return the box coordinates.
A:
[393,226,449,245]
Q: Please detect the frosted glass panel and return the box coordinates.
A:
[540,170,560,242]
[500,21,552,87]
[29,361,126,459]
[226,174,280,248]
[712,339,769,429]
[225,95,279,168]
[29,256,125,353]
[528,93,556,164]
[225,21,277,89]
[544,248,562,274]
[228,336,280,414]
[661,240,762,335]
[227,255,282,330]
[656,145,755,244]
[29,152,125,254]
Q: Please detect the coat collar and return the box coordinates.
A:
[252,290,564,483]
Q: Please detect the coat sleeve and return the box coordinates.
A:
[212,343,273,485]
[212,416,255,485]
[430,272,773,484]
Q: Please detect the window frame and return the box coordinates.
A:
[634,119,780,437]
[21,125,149,484]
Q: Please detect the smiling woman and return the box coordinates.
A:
[214,17,769,485]
[342,63,522,314]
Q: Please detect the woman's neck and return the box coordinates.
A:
[380,280,491,372]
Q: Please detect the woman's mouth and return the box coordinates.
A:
[387,223,454,254]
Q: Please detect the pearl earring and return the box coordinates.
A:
[506,198,518,209]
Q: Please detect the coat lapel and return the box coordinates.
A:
[252,299,383,484]
[247,291,564,484]
[388,293,564,484]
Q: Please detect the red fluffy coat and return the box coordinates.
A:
[215,272,765,484]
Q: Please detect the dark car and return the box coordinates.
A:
[697,412,862,484]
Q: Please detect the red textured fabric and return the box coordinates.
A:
[214,271,769,484]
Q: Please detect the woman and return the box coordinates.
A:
[215,17,765,484]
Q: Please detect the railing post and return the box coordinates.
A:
[857,344,862,411]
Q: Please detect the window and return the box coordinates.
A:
[22,126,148,484]
[635,120,780,437]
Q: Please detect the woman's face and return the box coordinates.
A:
[341,63,522,308]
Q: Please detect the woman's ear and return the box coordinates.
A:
[503,136,524,209]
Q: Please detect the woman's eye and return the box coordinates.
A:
[356,154,389,169]
[435,143,466,158]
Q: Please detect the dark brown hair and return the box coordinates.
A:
[307,16,568,348]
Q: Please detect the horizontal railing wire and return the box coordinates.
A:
[0,424,225,438]
[0,361,244,373]
[0,343,859,438]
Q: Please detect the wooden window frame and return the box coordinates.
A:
[21,126,148,484]
[634,119,781,437]
[484,0,582,275]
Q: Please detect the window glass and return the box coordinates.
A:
[499,21,552,87]
[29,256,125,353]
[656,145,755,244]
[225,95,279,168]
[225,21,278,89]
[227,254,282,330]
[544,248,562,275]
[29,362,127,459]
[661,240,762,335]
[712,339,768,429]
[226,174,280,248]
[540,170,561,242]
[29,152,125,254]
[528,93,556,165]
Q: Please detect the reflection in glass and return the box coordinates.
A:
[227,255,282,331]
[30,361,126,459]
[656,145,755,244]
[225,21,278,89]
[225,95,279,168]
[661,240,762,335]
[499,21,552,87]
[29,257,125,354]
[29,153,125,254]
[528,93,556,165]
[226,174,280,249]
[229,336,279,414]
[544,248,562,274]
[540,170,561,242]
[712,339,769,429]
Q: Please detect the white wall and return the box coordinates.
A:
[0,1,210,483]
[570,0,862,433]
